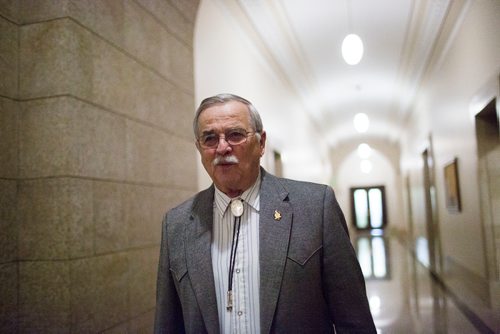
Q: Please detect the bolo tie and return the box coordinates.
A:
[227,199,244,312]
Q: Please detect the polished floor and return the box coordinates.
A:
[356,233,498,334]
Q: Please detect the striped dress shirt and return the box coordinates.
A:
[212,176,261,334]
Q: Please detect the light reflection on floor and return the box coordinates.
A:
[355,233,485,334]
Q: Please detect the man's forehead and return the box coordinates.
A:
[199,103,250,124]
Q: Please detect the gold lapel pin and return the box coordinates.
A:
[274,210,282,221]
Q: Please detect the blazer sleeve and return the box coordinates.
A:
[321,186,376,333]
[154,214,186,334]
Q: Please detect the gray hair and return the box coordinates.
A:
[193,93,264,139]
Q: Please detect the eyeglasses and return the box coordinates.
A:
[197,128,256,149]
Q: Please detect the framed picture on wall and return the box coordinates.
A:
[444,158,461,213]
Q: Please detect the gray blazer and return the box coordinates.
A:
[155,168,376,333]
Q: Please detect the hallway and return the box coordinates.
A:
[359,233,498,334]
[1,0,499,332]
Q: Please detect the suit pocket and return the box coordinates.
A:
[287,244,323,266]
[169,260,188,282]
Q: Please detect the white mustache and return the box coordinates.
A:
[212,155,239,166]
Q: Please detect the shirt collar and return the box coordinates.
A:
[214,171,261,217]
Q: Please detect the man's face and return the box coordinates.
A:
[196,101,266,197]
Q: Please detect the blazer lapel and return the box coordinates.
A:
[185,187,220,334]
[259,170,293,333]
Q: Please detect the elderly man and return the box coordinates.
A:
[154,93,376,333]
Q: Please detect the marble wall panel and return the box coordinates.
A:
[77,102,127,180]
[70,253,129,332]
[15,0,197,92]
[150,129,175,186]
[89,253,129,331]
[170,88,197,141]
[19,97,126,179]
[20,18,194,137]
[7,0,202,33]
[126,309,155,333]
[136,0,194,46]
[49,0,195,91]
[102,322,129,334]
[127,247,158,317]
[125,184,166,248]
[134,186,196,248]
[65,0,194,91]
[93,181,127,255]
[20,95,194,185]
[19,98,79,177]
[62,180,95,259]
[0,0,19,21]
[168,0,200,23]
[125,120,154,184]
[0,263,18,333]
[164,135,198,188]
[18,179,71,260]
[17,178,94,260]
[167,34,194,91]
[69,257,94,332]
[0,179,17,263]
[0,97,18,179]
[142,74,195,141]
[89,39,193,137]
[66,0,126,46]
[16,0,68,23]
[0,16,18,97]
[18,261,71,332]
[20,19,93,99]
[123,0,194,91]
[165,188,198,211]
[124,118,197,188]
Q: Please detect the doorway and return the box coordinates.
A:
[422,146,442,274]
[475,97,500,308]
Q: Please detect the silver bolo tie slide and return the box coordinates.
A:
[230,199,244,217]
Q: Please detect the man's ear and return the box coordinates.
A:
[259,131,267,156]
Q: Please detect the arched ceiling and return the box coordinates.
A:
[214,0,457,147]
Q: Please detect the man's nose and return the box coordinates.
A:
[216,136,232,154]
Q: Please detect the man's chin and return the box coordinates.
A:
[214,163,238,172]
[214,171,240,186]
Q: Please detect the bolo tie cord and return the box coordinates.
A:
[227,215,241,311]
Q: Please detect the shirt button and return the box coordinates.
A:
[238,311,243,316]
[235,269,241,274]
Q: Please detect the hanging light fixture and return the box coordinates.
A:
[342,34,364,65]
[342,0,364,65]
[353,113,369,133]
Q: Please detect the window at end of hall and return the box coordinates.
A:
[350,186,387,230]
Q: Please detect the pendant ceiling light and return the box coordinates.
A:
[342,34,363,65]
[342,0,363,65]
[353,113,369,133]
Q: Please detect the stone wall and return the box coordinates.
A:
[0,1,199,332]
